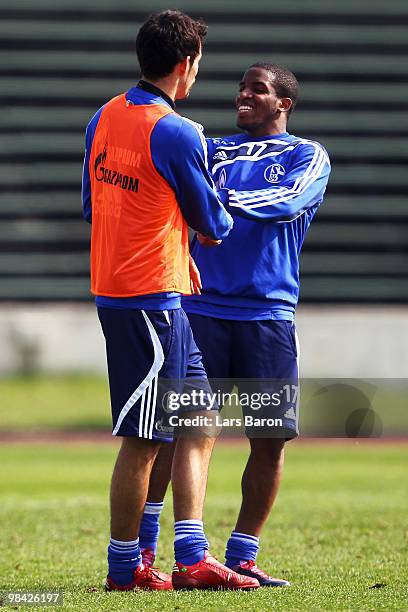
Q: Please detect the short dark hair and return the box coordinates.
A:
[136,10,207,80]
[250,62,299,114]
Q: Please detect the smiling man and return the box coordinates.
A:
[182,62,331,585]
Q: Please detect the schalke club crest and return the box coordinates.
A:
[264,163,286,183]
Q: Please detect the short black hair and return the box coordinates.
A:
[250,62,299,114]
[136,10,207,80]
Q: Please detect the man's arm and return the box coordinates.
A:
[81,106,105,224]
[225,142,330,222]
[150,115,233,239]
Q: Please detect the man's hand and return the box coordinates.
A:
[196,233,222,247]
[189,255,202,295]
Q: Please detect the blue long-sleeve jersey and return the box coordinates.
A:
[81,83,233,310]
[183,131,331,320]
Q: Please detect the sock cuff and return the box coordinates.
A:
[174,520,205,541]
[175,520,203,528]
[109,537,139,548]
[144,501,164,515]
[230,531,260,544]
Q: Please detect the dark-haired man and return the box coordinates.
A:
[182,62,331,585]
[82,10,259,592]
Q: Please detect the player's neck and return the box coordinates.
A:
[247,118,288,138]
[247,126,288,138]
[142,76,178,103]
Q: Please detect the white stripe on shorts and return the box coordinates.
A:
[294,323,300,435]
[112,310,164,436]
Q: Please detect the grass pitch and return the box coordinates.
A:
[1,375,407,436]
[1,441,407,611]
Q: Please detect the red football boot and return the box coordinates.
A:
[141,547,156,568]
[105,563,173,591]
[172,551,260,590]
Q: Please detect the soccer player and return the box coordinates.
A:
[141,61,330,584]
[183,62,331,586]
[81,11,259,592]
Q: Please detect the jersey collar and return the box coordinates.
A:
[137,80,175,110]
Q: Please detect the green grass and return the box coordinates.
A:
[0,376,110,431]
[0,375,407,436]
[1,442,407,611]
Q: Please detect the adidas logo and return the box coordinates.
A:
[284,407,296,421]
[213,150,228,160]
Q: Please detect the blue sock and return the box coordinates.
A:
[225,531,260,568]
[108,537,142,585]
[139,501,164,554]
[174,520,209,565]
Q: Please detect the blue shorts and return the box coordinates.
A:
[97,307,208,441]
[187,314,299,438]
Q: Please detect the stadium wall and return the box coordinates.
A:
[1,0,408,304]
[1,1,407,379]
[0,305,406,378]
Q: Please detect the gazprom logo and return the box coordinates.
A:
[264,163,285,183]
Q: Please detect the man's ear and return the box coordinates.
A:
[177,56,190,76]
[278,97,293,113]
